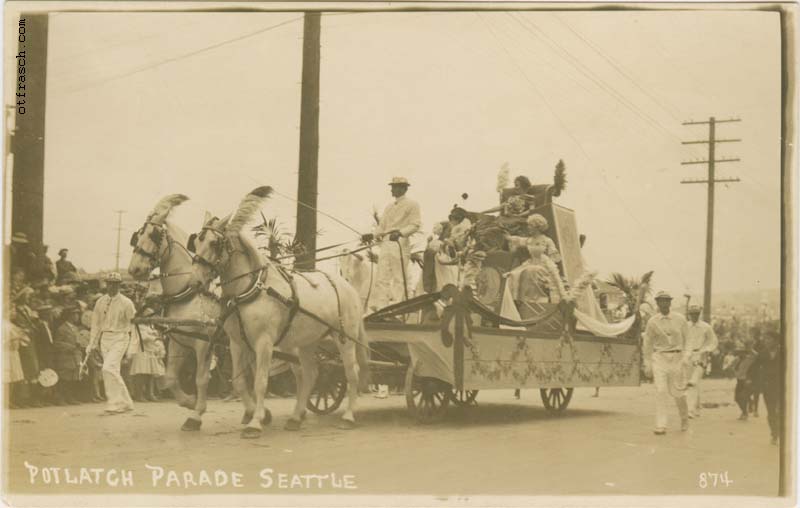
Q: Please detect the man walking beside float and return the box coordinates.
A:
[684,304,718,419]
[643,291,690,435]
[86,272,137,414]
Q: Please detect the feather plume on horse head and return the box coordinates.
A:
[226,186,273,234]
[147,194,189,223]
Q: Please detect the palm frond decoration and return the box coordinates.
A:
[553,160,567,196]
[606,271,654,316]
[253,213,293,259]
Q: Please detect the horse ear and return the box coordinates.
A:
[203,211,213,225]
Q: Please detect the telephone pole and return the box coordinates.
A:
[681,116,741,323]
[295,12,321,270]
[113,210,126,272]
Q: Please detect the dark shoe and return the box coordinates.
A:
[653,428,666,435]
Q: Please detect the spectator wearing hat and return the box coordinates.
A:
[87,272,137,414]
[51,303,84,405]
[684,304,718,418]
[363,177,422,312]
[34,244,57,284]
[731,339,759,421]
[12,287,47,407]
[642,291,690,435]
[753,330,782,445]
[10,232,34,276]
[56,248,78,285]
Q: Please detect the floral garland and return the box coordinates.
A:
[467,331,640,386]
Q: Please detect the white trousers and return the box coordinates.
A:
[652,351,688,429]
[373,239,410,310]
[684,360,706,415]
[101,332,134,411]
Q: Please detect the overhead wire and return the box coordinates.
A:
[551,13,684,125]
[508,12,686,148]
[478,13,691,289]
[63,15,304,94]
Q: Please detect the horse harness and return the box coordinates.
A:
[217,262,352,354]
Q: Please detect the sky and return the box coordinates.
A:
[3,8,784,298]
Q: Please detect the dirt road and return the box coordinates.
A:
[3,379,780,498]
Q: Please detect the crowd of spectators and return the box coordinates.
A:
[4,234,245,410]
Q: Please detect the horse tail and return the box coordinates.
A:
[355,319,371,392]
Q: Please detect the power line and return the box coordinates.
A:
[680,116,741,323]
[64,16,303,94]
[477,13,690,289]
[551,13,684,124]
[476,14,591,161]
[508,13,684,146]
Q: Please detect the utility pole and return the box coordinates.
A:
[681,116,741,323]
[294,12,321,270]
[113,210,126,272]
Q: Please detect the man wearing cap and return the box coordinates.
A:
[87,272,137,414]
[56,248,78,285]
[684,304,718,418]
[643,291,690,434]
[363,177,422,311]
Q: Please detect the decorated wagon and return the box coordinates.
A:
[352,165,646,423]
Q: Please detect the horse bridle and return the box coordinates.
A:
[189,225,241,275]
[131,221,192,277]
[189,226,263,288]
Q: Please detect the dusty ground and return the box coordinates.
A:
[3,378,780,498]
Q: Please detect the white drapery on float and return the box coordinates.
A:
[498,282,637,337]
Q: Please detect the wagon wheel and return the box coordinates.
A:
[405,363,450,424]
[450,389,479,406]
[307,364,347,415]
[475,266,503,310]
[540,388,574,413]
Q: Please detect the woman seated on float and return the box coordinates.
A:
[503,214,566,305]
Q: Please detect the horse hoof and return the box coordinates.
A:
[261,409,272,426]
[284,418,302,431]
[241,411,254,425]
[337,419,357,430]
[241,427,262,439]
[181,418,202,431]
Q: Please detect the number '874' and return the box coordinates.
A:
[699,472,733,488]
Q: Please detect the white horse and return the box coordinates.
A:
[188,186,370,439]
[127,195,225,431]
[338,248,377,311]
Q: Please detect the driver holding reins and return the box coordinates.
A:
[362,177,421,313]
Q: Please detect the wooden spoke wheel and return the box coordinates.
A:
[450,389,479,406]
[405,363,450,424]
[540,387,573,413]
[307,364,347,415]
